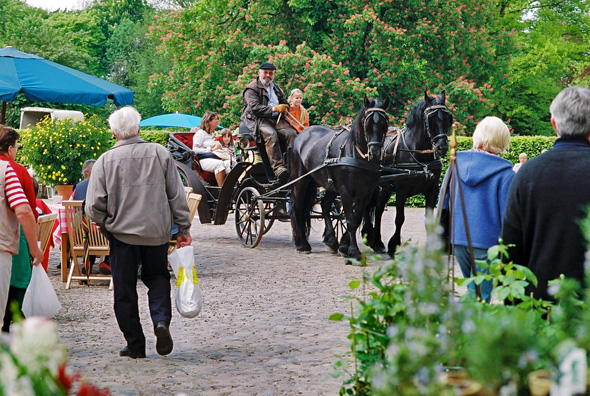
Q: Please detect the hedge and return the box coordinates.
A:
[140,129,170,147]
[401,135,556,207]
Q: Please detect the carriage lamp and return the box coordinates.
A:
[238,136,251,150]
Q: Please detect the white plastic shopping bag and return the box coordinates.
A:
[22,265,62,318]
[168,246,203,318]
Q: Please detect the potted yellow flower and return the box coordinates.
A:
[19,115,113,196]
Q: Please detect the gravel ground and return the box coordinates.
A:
[46,207,433,396]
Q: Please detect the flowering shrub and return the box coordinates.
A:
[0,317,109,395]
[19,116,113,186]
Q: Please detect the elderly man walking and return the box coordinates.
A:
[502,86,590,301]
[86,106,192,359]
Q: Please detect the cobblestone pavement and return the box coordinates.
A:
[47,207,431,396]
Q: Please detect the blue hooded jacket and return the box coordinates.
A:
[439,150,515,249]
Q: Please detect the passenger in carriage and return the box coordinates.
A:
[191,111,231,186]
[286,88,309,134]
[218,128,237,167]
[240,62,296,185]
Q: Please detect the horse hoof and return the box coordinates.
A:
[298,249,311,255]
[373,246,386,254]
[325,245,339,254]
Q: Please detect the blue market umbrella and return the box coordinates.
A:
[0,47,134,123]
[140,112,203,129]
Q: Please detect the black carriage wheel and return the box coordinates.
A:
[331,199,347,241]
[263,202,275,235]
[235,187,265,248]
[177,166,191,188]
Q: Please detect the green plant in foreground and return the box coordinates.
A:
[332,217,590,395]
[19,116,113,186]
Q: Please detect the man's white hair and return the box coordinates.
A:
[550,86,590,138]
[108,106,141,139]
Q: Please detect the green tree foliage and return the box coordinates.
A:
[494,0,590,135]
[148,0,515,130]
[0,0,167,125]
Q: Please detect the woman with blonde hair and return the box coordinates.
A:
[192,111,231,186]
[438,116,515,302]
[286,88,309,133]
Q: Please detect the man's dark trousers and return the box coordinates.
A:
[108,235,171,354]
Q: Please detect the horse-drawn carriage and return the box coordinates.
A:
[168,92,453,260]
[168,122,347,248]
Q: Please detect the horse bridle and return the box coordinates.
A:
[385,103,452,165]
[423,104,452,147]
[356,107,389,158]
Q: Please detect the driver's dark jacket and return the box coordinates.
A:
[240,78,289,136]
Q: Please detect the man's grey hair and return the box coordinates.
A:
[108,106,141,139]
[550,86,590,138]
[82,159,96,177]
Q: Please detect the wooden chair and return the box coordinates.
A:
[62,201,112,290]
[38,213,57,253]
[184,186,193,200]
[168,193,201,254]
[187,193,201,224]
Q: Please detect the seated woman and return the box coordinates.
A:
[191,111,231,186]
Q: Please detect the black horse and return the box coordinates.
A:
[290,97,389,261]
[362,91,453,256]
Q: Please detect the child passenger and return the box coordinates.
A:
[219,128,237,167]
[286,88,310,133]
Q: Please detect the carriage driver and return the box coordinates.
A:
[241,62,297,185]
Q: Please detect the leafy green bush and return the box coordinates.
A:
[140,129,170,147]
[332,217,584,395]
[19,116,113,186]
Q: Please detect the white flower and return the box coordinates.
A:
[10,317,66,376]
[0,353,19,387]
[9,376,35,396]
[547,283,560,296]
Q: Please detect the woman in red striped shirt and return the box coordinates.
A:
[0,149,43,326]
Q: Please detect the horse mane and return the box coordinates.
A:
[351,100,369,135]
[406,97,428,129]
[405,93,444,129]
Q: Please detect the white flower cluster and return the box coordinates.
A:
[0,317,67,396]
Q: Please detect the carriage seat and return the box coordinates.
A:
[193,157,217,186]
[169,133,218,186]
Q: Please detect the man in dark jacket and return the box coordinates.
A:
[501,86,590,301]
[240,62,296,184]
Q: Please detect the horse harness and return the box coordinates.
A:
[263,107,387,195]
[380,103,451,181]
